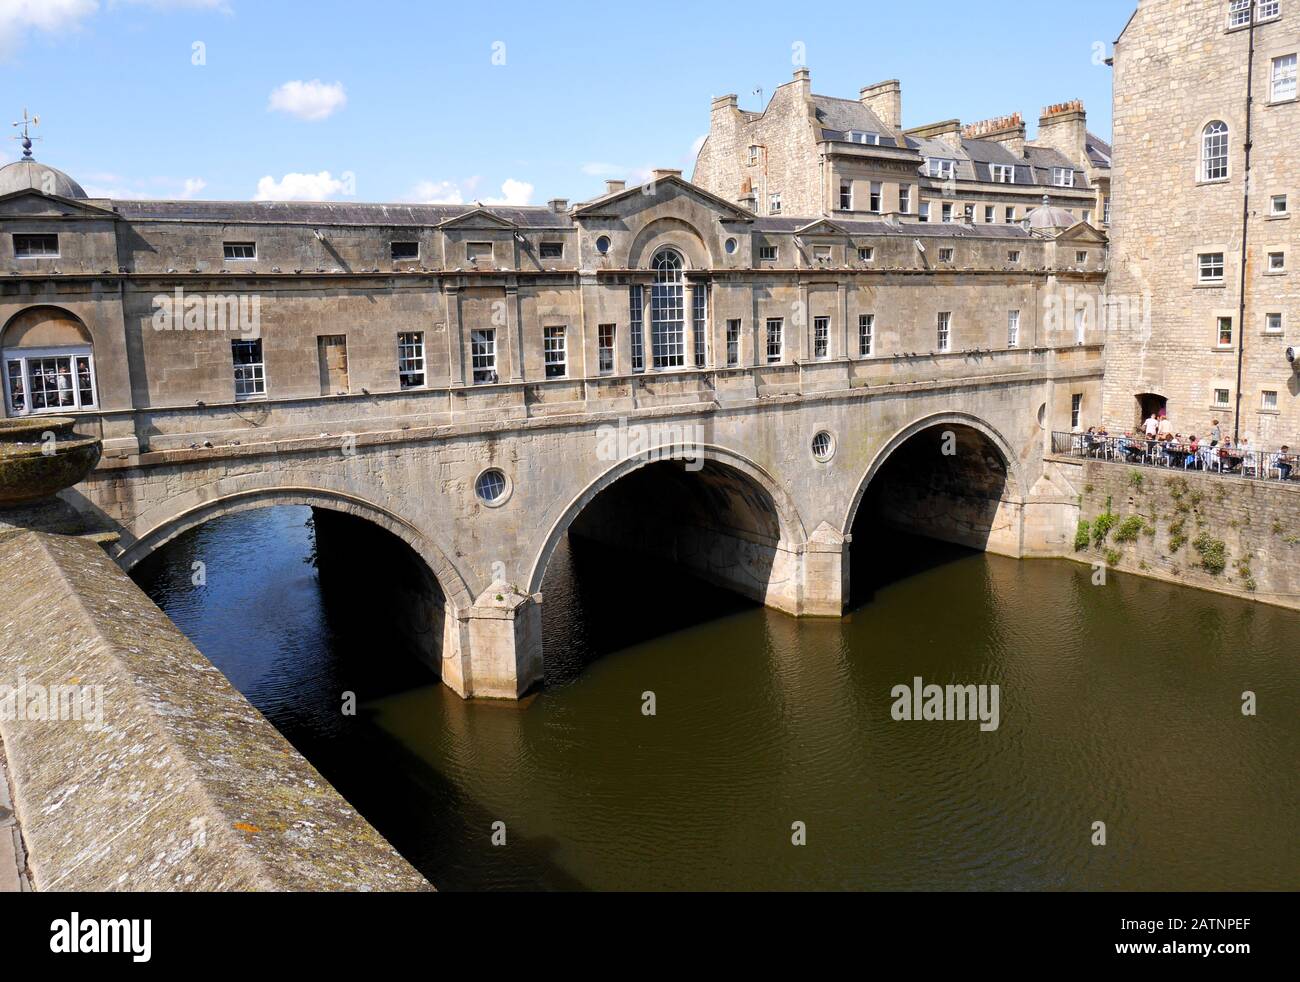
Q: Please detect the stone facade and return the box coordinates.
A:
[693,68,1109,228]
[1106,0,1300,447]
[0,146,1111,699]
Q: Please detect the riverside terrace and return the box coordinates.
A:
[1053,431,1299,483]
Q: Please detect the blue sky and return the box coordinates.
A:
[1,0,1137,205]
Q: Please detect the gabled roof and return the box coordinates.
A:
[435,205,518,230]
[811,94,890,135]
[0,188,119,218]
[1055,221,1108,244]
[793,218,848,236]
[106,200,571,228]
[572,173,754,222]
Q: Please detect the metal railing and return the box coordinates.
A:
[1052,432,1298,483]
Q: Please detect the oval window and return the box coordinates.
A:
[475,469,509,504]
[812,431,835,462]
[596,235,612,255]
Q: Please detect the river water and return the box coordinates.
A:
[132,505,1299,891]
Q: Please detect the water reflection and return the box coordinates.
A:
[133,507,1300,891]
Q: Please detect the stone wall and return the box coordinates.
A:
[1107,0,1300,445]
[1067,458,1300,610]
[0,529,431,890]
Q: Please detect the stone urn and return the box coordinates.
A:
[0,417,103,508]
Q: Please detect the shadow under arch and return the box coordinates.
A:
[116,484,473,613]
[841,411,1026,539]
[526,443,808,601]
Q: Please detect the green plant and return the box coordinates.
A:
[1168,516,1187,553]
[1129,470,1144,490]
[1114,515,1146,543]
[1166,476,1188,498]
[1273,519,1285,536]
[1074,519,1092,552]
[1193,533,1227,575]
[1091,496,1118,547]
[1105,549,1122,567]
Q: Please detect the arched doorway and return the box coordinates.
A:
[1135,392,1168,429]
[1,306,98,416]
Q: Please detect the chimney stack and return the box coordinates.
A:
[963,113,1026,156]
[860,79,902,131]
[605,180,626,194]
[548,198,569,213]
[1035,100,1088,167]
[904,119,964,152]
[651,168,682,182]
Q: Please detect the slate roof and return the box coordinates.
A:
[752,216,1033,239]
[108,200,573,228]
[811,95,892,139]
[1085,132,1112,168]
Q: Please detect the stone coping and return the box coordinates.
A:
[0,530,431,891]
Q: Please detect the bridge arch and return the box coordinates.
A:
[116,484,474,612]
[842,411,1026,558]
[526,442,808,604]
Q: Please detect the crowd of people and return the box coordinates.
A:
[1077,411,1295,481]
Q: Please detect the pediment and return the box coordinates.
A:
[1056,221,1107,244]
[436,206,518,230]
[794,218,847,236]
[574,175,754,224]
[0,189,118,219]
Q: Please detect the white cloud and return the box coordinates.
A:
[410,180,465,205]
[268,80,347,122]
[82,173,209,199]
[0,0,228,60]
[409,176,531,207]
[0,0,98,57]
[254,171,348,201]
[484,178,533,206]
[114,1,231,10]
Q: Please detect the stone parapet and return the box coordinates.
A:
[0,530,431,891]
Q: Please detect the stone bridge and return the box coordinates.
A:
[65,350,1099,699]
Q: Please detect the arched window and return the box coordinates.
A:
[650,249,685,369]
[1202,121,1229,181]
[2,308,97,416]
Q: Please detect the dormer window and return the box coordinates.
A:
[991,164,1015,184]
[13,234,59,258]
[223,242,256,261]
[927,158,956,180]
[847,131,881,145]
[1052,168,1075,188]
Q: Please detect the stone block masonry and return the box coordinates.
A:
[1067,460,1300,610]
[0,529,432,891]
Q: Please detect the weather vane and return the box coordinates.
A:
[12,109,40,160]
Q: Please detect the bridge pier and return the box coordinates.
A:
[448,584,544,700]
